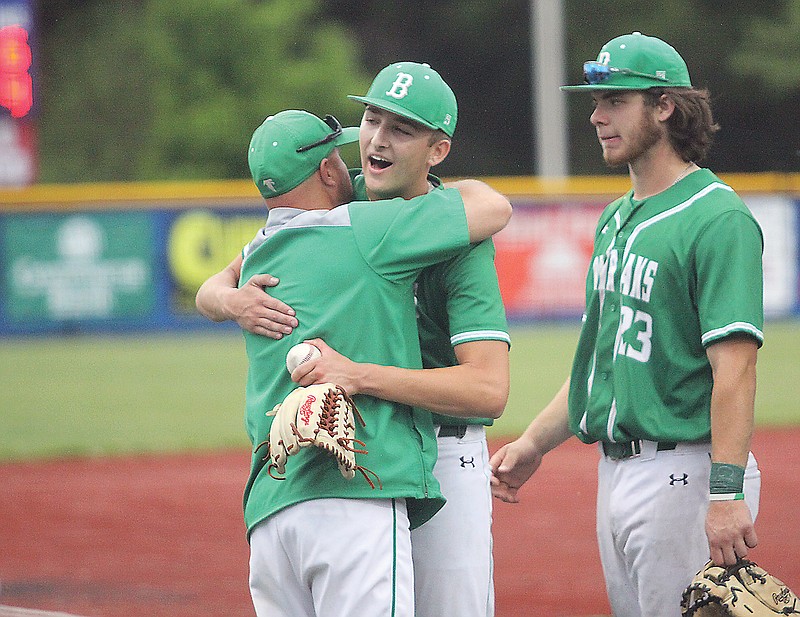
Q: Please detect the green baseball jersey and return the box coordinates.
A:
[414,240,510,426]
[568,169,764,445]
[239,189,471,535]
[352,172,511,428]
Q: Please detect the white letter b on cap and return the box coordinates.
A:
[386,73,413,99]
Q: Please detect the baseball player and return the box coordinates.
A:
[310,62,510,617]
[198,109,511,616]
[490,33,764,617]
[196,63,510,617]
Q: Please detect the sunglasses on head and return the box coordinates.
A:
[296,115,344,153]
[582,61,670,85]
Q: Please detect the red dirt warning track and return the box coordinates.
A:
[1,429,798,617]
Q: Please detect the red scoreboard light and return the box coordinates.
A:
[0,0,36,185]
[0,24,32,118]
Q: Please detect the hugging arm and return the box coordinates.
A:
[292,338,509,419]
[195,254,298,339]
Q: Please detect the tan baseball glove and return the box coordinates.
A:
[262,383,381,489]
[681,559,799,616]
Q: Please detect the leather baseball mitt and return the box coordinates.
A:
[263,383,381,489]
[681,559,799,616]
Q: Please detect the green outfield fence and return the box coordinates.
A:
[1,173,799,335]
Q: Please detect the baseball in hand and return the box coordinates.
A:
[285,343,321,374]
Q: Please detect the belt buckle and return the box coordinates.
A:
[437,425,468,439]
[604,439,642,460]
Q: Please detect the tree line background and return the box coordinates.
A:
[34,0,800,183]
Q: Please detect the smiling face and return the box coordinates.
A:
[590,91,664,168]
[358,105,451,200]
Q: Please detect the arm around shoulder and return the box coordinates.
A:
[195,254,298,338]
[195,254,245,322]
[446,179,512,242]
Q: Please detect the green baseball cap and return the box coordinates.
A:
[248,110,359,198]
[348,62,458,137]
[561,32,692,91]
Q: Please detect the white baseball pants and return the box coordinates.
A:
[249,497,414,617]
[412,425,494,617]
[597,441,760,617]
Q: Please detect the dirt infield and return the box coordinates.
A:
[1,429,798,617]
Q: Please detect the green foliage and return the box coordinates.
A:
[731,0,800,94]
[560,0,787,174]
[2,324,798,462]
[38,4,153,182]
[38,0,371,182]
[35,1,800,180]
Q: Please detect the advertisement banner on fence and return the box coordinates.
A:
[494,201,604,319]
[165,209,265,313]
[497,196,799,321]
[2,212,155,326]
[0,191,797,335]
[745,196,798,318]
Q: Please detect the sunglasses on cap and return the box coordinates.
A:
[296,115,344,153]
[582,61,670,85]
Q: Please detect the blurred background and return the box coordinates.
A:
[2,3,799,616]
[1,0,799,447]
[2,0,800,186]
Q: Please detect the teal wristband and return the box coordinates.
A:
[709,462,745,494]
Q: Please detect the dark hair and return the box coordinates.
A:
[643,88,720,162]
[428,129,451,147]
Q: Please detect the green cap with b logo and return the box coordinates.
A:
[561,32,692,91]
[348,62,458,137]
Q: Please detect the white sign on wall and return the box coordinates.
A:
[745,196,798,318]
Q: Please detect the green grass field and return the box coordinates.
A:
[2,322,798,461]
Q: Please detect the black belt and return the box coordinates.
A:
[601,440,677,460]
[437,425,468,439]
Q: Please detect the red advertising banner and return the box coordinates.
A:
[494,201,605,319]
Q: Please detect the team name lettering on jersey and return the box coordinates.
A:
[619,253,659,302]
[593,250,659,303]
[592,251,617,293]
[386,73,413,99]
[590,249,660,363]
